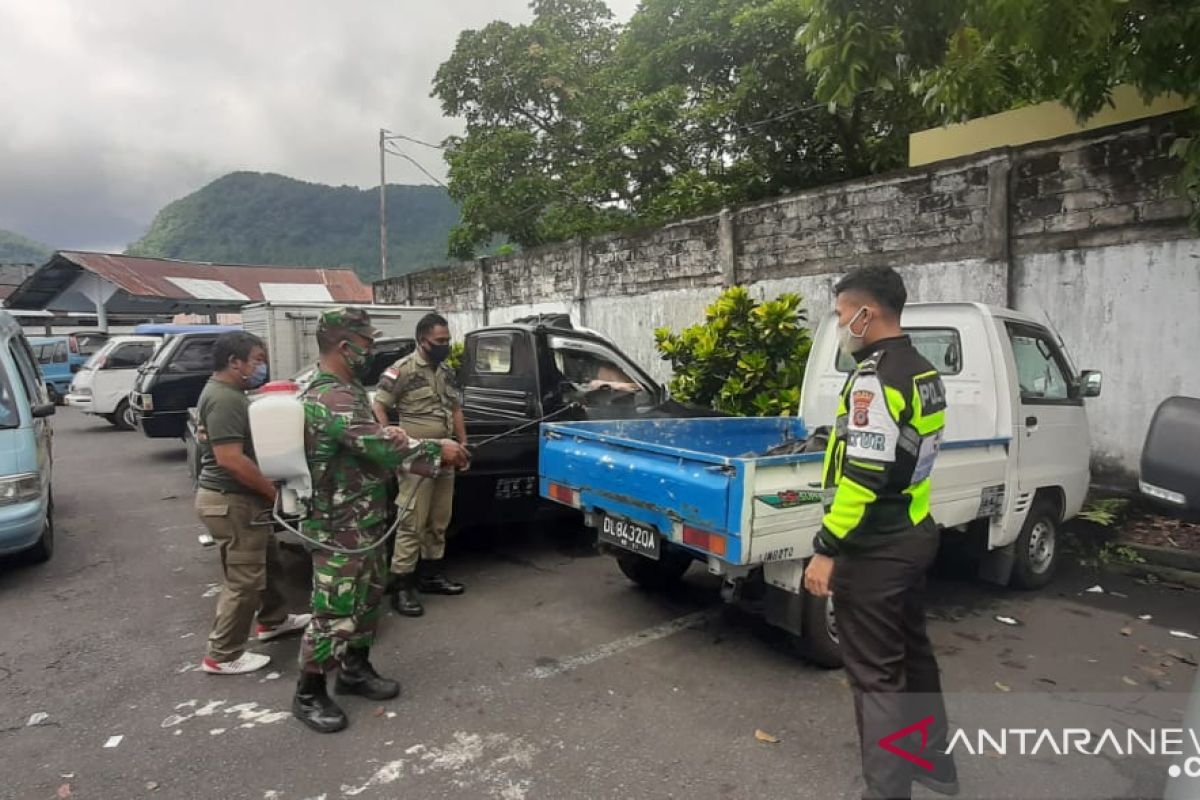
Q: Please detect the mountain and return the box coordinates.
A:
[0,229,52,263]
[126,172,459,282]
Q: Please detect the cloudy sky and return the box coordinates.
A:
[0,0,640,252]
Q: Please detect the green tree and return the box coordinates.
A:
[434,0,629,259]
[655,286,812,416]
[800,0,1200,224]
[433,0,944,257]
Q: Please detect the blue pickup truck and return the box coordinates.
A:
[539,303,1104,666]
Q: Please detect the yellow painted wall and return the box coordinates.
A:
[909,86,1193,166]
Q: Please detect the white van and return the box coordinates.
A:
[65,335,160,430]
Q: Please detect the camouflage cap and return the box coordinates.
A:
[317,306,383,339]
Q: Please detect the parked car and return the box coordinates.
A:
[540,302,1102,666]
[0,311,56,563]
[1139,395,1200,513]
[28,336,73,404]
[65,335,162,430]
[130,327,241,438]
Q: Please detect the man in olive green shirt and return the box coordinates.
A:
[372,313,468,617]
[195,332,310,675]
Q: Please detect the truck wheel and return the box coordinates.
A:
[111,399,135,431]
[616,551,691,590]
[800,591,843,668]
[1011,501,1060,589]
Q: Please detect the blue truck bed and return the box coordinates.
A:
[539,417,817,564]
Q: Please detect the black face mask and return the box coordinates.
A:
[425,341,451,364]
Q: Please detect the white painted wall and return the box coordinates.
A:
[1014,238,1200,479]
[460,247,1196,481]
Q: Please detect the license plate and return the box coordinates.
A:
[598,514,660,560]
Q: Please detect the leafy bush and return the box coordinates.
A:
[654,287,812,416]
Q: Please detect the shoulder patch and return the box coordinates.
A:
[915,373,947,414]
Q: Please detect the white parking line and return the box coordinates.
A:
[527,609,714,680]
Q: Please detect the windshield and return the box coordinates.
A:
[0,359,20,429]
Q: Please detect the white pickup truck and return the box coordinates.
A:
[538,302,1103,666]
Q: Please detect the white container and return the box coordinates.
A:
[249,382,311,514]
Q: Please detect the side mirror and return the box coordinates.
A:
[70,364,81,373]
[1080,370,1102,398]
[31,402,56,419]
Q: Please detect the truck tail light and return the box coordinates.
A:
[682,526,726,557]
[547,482,579,508]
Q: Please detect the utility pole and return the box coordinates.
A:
[379,128,388,281]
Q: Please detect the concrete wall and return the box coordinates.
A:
[377,113,1197,483]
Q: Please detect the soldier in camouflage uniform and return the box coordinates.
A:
[372,312,468,617]
[292,307,468,734]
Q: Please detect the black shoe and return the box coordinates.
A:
[390,573,424,616]
[335,648,401,700]
[418,559,465,595]
[913,755,960,796]
[292,672,348,734]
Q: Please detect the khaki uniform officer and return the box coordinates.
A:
[373,312,468,617]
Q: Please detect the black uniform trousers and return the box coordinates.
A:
[831,518,949,800]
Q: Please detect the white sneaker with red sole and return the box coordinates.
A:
[202,651,271,675]
[256,613,312,642]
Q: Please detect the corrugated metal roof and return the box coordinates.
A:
[4,251,372,311]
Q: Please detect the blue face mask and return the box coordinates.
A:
[245,362,269,389]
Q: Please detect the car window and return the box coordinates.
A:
[836,328,962,375]
[34,343,54,365]
[0,359,19,429]
[10,338,46,405]
[548,336,650,406]
[109,342,156,369]
[54,341,68,363]
[73,333,109,356]
[473,334,514,375]
[171,339,216,372]
[1006,325,1072,402]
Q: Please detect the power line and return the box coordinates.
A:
[381,129,446,151]
[383,144,448,189]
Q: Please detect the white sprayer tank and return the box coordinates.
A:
[249,381,311,515]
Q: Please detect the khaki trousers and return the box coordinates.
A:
[195,488,287,661]
[390,469,455,574]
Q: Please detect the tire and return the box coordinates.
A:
[615,550,692,590]
[1011,500,1060,589]
[800,590,843,668]
[111,399,135,431]
[26,489,54,563]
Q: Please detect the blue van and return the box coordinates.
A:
[0,312,55,562]
[29,336,74,404]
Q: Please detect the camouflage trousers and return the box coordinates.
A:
[298,529,387,674]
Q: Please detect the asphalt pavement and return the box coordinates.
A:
[1,408,1197,800]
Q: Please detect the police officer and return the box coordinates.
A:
[802,266,957,799]
[292,307,467,734]
[372,312,468,617]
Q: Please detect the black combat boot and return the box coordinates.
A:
[292,672,348,734]
[418,559,465,595]
[389,572,424,617]
[335,648,401,700]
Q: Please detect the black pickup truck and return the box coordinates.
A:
[185,315,713,532]
[451,315,716,530]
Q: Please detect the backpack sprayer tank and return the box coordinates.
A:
[249,381,311,515]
